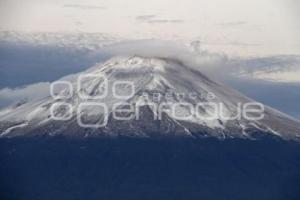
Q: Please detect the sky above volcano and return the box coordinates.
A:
[0,0,300,57]
[0,0,300,119]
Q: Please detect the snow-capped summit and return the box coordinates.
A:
[1,56,300,140]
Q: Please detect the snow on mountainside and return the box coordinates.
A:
[0,56,300,140]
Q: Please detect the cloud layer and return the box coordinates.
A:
[0,37,299,118]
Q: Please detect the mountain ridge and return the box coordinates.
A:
[1,56,300,140]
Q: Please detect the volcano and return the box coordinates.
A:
[1,56,300,140]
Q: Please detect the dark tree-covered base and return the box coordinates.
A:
[1,137,300,200]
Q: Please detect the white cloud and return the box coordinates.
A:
[0,82,50,108]
[230,56,300,83]
[0,0,299,56]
